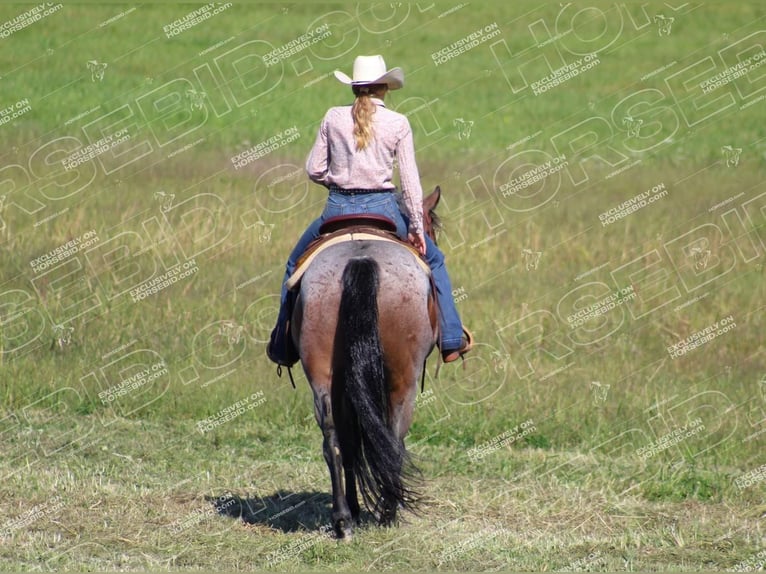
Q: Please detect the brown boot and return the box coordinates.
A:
[442,328,474,363]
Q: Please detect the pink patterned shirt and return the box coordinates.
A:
[305,97,424,234]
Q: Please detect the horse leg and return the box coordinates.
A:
[335,387,361,524]
[379,368,420,527]
[315,390,354,540]
[344,465,360,524]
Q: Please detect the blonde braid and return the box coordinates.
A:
[351,84,384,151]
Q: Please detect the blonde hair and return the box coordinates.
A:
[351,84,386,151]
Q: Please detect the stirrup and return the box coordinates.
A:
[441,328,474,363]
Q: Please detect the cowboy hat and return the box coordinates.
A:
[333,55,404,90]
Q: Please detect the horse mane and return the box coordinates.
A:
[422,186,443,244]
[427,208,442,233]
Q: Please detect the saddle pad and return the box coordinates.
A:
[285,232,430,291]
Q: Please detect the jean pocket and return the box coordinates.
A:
[322,195,347,219]
[365,196,396,219]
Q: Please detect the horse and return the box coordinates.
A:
[289,186,443,540]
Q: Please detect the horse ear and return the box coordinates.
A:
[423,185,441,212]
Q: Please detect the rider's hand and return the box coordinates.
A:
[408,231,427,256]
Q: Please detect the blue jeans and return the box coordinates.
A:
[269,191,465,363]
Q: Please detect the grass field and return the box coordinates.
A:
[1,2,766,571]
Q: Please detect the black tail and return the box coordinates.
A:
[333,256,419,519]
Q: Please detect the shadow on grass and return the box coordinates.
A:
[205,490,374,533]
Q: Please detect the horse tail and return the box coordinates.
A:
[333,256,418,517]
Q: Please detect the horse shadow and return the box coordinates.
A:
[205,489,374,533]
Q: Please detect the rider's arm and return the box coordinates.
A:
[396,118,424,236]
[306,113,330,185]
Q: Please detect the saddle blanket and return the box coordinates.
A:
[285,231,430,291]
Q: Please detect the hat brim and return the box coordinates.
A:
[333,67,404,90]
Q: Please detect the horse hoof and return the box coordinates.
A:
[334,519,354,541]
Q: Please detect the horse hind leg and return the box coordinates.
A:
[344,465,360,525]
[379,370,421,527]
[338,417,361,525]
[333,384,361,525]
[317,391,354,540]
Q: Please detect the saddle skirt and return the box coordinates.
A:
[285,215,430,291]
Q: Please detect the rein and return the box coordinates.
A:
[277,364,297,389]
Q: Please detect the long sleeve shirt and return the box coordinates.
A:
[305,97,424,235]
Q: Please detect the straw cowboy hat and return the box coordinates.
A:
[333,55,404,90]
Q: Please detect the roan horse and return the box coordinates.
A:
[289,186,443,540]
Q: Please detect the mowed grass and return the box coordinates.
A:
[1,2,766,571]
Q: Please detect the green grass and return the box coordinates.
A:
[2,1,766,571]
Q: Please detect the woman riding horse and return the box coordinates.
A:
[267,54,473,367]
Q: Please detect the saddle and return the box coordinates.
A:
[285,214,430,291]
